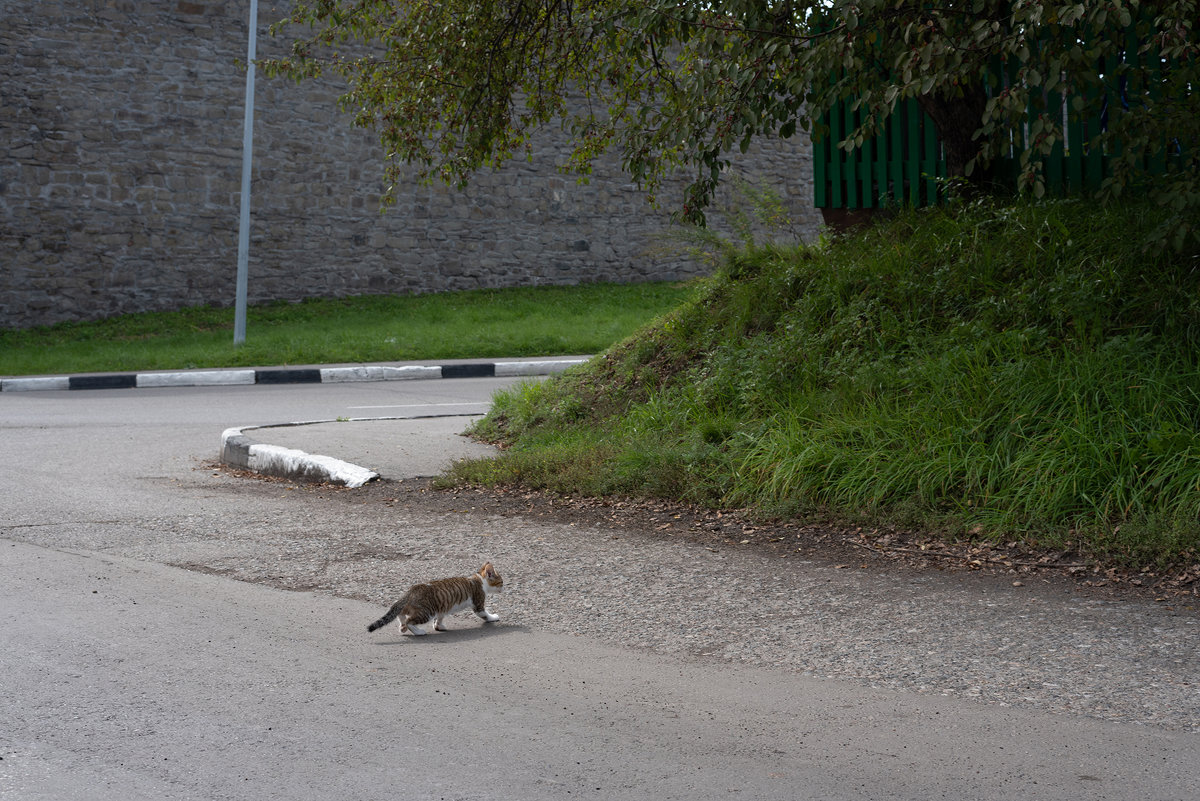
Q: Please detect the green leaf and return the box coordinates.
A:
[262,0,1200,224]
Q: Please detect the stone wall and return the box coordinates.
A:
[1,0,821,331]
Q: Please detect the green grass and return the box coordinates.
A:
[455,198,1200,568]
[0,282,694,376]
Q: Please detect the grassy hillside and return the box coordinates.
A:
[455,198,1200,568]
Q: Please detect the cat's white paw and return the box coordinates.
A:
[408,624,429,636]
[480,611,500,623]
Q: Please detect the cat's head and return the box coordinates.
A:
[478,562,504,593]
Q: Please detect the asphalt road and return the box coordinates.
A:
[2,377,1198,800]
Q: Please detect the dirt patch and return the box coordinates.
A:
[211,462,1200,604]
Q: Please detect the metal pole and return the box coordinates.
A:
[234,0,258,345]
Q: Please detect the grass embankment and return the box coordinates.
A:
[0,283,691,376]
[456,199,1200,568]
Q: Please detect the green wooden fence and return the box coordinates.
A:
[812,88,1113,211]
[813,97,946,210]
[813,26,1181,210]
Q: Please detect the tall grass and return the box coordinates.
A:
[458,198,1200,566]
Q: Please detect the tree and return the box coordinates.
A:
[263,1,1198,244]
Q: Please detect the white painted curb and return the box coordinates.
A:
[220,425,379,488]
[495,358,588,376]
[249,443,379,488]
[137,370,257,388]
[1,376,71,392]
[319,365,442,383]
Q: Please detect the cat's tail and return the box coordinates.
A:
[367,599,406,633]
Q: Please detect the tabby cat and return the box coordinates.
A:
[366,562,504,636]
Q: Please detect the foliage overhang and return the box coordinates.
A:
[263,1,1198,245]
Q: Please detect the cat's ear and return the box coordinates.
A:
[481,562,495,577]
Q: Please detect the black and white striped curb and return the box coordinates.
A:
[1,358,589,393]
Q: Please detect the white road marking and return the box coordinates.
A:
[346,402,488,410]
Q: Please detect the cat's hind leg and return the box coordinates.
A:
[404,610,432,636]
[434,614,449,632]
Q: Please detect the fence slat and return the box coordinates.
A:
[889,110,904,203]
[907,99,921,205]
[861,112,875,207]
[830,100,844,208]
[814,125,829,207]
[844,99,859,208]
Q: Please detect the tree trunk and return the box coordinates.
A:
[916,85,993,185]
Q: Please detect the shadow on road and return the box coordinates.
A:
[369,622,529,645]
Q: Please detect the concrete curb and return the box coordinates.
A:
[220,413,489,488]
[1,358,589,393]
[220,423,381,488]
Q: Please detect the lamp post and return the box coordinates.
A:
[234,0,258,345]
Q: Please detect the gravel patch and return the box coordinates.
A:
[52,467,1188,735]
